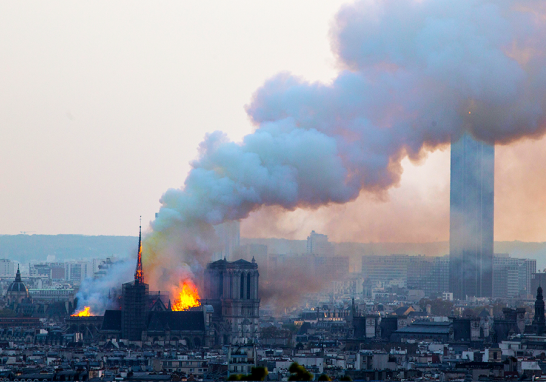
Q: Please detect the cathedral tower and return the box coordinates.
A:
[121,220,149,341]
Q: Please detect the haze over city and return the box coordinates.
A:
[2,1,546,244]
[4,2,546,381]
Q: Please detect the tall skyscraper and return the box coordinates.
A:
[449,133,494,299]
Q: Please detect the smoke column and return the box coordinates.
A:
[144,0,546,295]
[75,258,134,314]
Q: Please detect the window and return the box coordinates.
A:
[247,274,251,299]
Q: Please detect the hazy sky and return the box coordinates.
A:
[1,1,545,242]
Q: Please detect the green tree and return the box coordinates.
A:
[419,298,454,316]
[318,374,331,381]
[0,309,16,317]
[340,376,352,381]
[288,362,313,381]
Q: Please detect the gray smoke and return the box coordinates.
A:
[74,258,134,314]
[145,0,546,294]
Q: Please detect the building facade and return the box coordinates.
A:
[6,266,31,306]
[203,259,260,345]
[493,254,536,299]
[362,255,410,287]
[306,231,333,256]
[449,133,495,299]
[0,259,14,278]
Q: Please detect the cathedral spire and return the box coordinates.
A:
[135,217,144,284]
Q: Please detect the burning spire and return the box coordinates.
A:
[135,216,144,284]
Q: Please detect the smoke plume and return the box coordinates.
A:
[144,1,546,298]
[75,258,134,314]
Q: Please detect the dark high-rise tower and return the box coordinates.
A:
[533,286,545,335]
[449,133,494,299]
[121,220,149,341]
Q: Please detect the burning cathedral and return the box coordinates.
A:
[96,223,260,347]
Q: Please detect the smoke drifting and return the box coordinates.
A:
[241,150,451,243]
[144,1,546,297]
[75,258,134,313]
[260,263,336,313]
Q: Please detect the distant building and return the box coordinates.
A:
[314,256,349,279]
[5,265,31,306]
[50,263,65,280]
[0,259,14,278]
[493,254,536,298]
[28,288,74,302]
[362,255,410,287]
[228,345,257,377]
[65,261,92,282]
[29,263,51,277]
[93,257,115,278]
[531,271,546,295]
[449,133,494,299]
[306,230,333,256]
[528,287,545,335]
[362,255,449,297]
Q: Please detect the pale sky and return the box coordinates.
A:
[1,1,545,242]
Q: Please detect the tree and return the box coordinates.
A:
[339,376,352,381]
[318,374,331,381]
[288,363,313,381]
[0,309,16,317]
[419,298,454,316]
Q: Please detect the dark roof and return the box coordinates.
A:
[148,294,168,311]
[207,258,257,270]
[7,266,28,293]
[298,322,312,335]
[393,306,414,316]
[395,322,451,335]
[479,309,490,317]
[395,326,451,335]
[146,311,205,332]
[127,373,171,381]
[102,310,122,331]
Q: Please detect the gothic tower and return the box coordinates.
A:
[121,220,149,341]
[203,258,259,345]
[533,286,545,336]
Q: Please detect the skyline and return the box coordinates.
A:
[1,1,546,244]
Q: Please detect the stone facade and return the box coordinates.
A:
[204,259,260,345]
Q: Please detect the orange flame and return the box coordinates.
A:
[71,306,93,317]
[135,237,144,284]
[172,281,201,311]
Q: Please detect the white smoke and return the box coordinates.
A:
[74,258,134,314]
[145,0,546,291]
